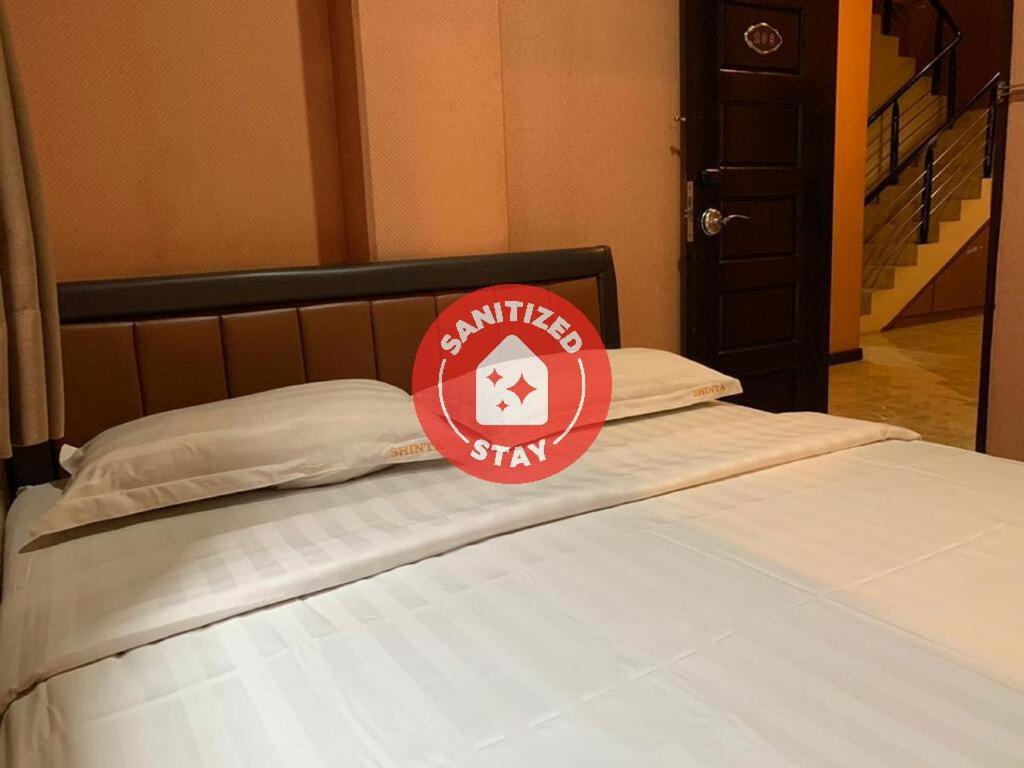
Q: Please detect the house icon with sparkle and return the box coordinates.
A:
[475,335,549,426]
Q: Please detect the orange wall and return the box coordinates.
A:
[13,1,681,350]
[830,0,872,355]
[6,1,347,281]
[355,0,681,351]
[501,0,681,353]
[354,0,510,259]
[986,4,1024,461]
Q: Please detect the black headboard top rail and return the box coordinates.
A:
[59,246,620,345]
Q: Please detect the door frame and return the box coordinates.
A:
[975,0,1015,453]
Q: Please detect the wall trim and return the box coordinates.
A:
[829,347,864,365]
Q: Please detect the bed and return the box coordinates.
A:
[2,247,1023,767]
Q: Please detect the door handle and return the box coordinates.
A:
[700,208,750,236]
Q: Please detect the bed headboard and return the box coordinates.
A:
[7,246,619,488]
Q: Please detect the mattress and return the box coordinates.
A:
[2,402,1023,767]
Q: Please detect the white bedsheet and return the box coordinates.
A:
[2,404,1024,766]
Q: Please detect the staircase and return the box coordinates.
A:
[859,1,997,333]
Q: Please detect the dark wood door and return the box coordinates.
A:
[683,0,838,412]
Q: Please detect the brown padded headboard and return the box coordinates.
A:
[54,247,619,454]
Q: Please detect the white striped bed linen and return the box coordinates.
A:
[2,403,1023,766]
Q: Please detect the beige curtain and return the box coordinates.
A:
[0,3,63,458]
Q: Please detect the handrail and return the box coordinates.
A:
[866,72,1000,204]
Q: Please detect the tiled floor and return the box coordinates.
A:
[829,315,984,450]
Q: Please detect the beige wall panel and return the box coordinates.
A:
[355,0,510,259]
[986,8,1024,460]
[6,0,344,280]
[499,0,681,351]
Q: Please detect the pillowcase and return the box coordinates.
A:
[426,347,740,436]
[31,379,436,541]
[606,347,742,421]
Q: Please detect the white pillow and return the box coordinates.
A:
[427,347,740,435]
[607,348,742,421]
[30,380,436,541]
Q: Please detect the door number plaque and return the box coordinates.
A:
[744,22,783,55]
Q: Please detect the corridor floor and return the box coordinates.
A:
[829,315,984,450]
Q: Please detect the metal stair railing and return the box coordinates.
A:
[863,76,999,273]
[863,107,991,244]
[865,89,947,190]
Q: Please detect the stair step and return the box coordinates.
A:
[863,241,917,268]
[937,108,989,150]
[864,209,961,262]
[863,265,896,290]
[935,199,962,223]
[876,183,913,208]
[957,172,984,201]
[860,289,873,317]
[866,220,904,244]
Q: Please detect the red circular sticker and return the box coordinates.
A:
[412,284,612,483]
